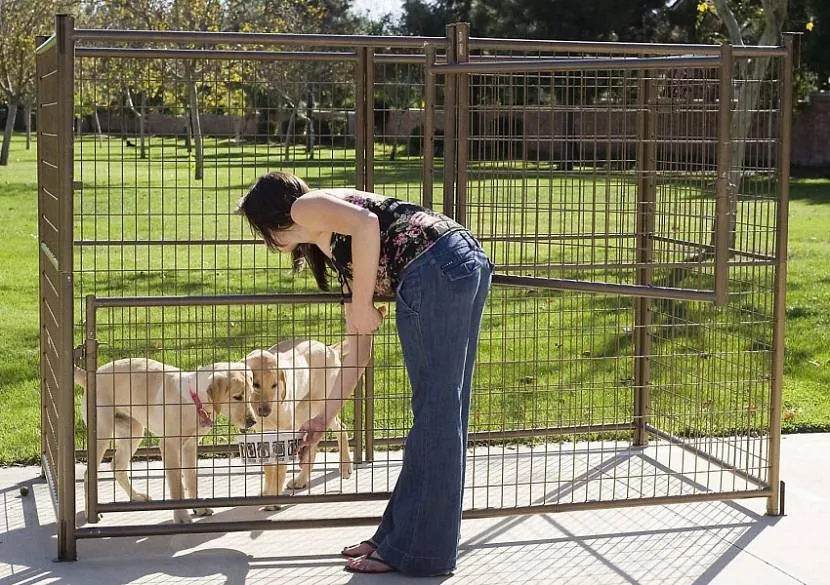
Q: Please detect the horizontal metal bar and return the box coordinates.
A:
[469,37,788,58]
[74,28,448,48]
[433,55,722,75]
[462,489,772,519]
[76,47,358,61]
[96,491,392,512]
[371,423,636,449]
[492,274,717,302]
[75,239,261,247]
[89,292,395,308]
[76,516,384,538]
[645,424,769,489]
[77,488,772,539]
[36,34,57,54]
[496,259,774,272]
[650,235,776,262]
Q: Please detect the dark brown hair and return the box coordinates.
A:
[237,171,333,290]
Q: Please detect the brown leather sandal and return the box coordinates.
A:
[340,540,377,558]
[344,552,397,574]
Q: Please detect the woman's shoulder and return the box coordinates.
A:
[305,188,395,207]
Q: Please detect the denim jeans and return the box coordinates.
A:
[372,229,493,577]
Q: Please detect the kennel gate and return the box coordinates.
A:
[36,15,791,561]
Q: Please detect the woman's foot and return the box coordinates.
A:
[345,551,396,574]
[341,539,377,558]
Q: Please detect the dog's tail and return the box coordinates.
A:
[73,366,88,388]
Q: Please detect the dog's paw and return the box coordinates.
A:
[192,507,213,517]
[340,460,354,479]
[132,492,152,502]
[286,477,308,490]
[173,509,193,524]
[260,504,283,511]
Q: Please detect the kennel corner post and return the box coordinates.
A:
[766,32,794,517]
[55,12,78,562]
[714,43,734,307]
[423,44,437,209]
[633,70,656,447]
[442,24,458,219]
[84,295,100,524]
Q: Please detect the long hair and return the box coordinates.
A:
[237,171,333,290]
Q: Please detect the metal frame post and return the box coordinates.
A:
[714,43,734,306]
[55,13,77,562]
[767,33,794,516]
[633,73,656,446]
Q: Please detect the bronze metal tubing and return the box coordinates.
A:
[365,48,375,191]
[633,73,656,446]
[443,24,458,220]
[714,44,734,306]
[97,491,392,513]
[91,293,396,308]
[364,356,375,462]
[650,235,776,263]
[56,13,77,562]
[74,28,448,48]
[423,44,437,209]
[75,48,359,61]
[493,274,717,302]
[767,35,794,516]
[84,296,99,524]
[355,47,366,191]
[468,36,787,57]
[432,56,722,75]
[455,23,470,227]
[77,516,385,538]
[370,423,636,449]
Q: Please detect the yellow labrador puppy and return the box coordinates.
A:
[75,358,257,523]
[244,339,352,507]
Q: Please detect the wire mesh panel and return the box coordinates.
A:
[441,38,787,510]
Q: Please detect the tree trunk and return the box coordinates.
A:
[0,101,18,166]
[25,101,32,150]
[139,92,148,159]
[306,87,315,159]
[283,108,297,161]
[94,108,103,141]
[189,80,204,181]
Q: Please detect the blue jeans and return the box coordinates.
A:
[372,229,493,577]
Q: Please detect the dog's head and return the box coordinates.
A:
[244,349,287,419]
[204,362,257,430]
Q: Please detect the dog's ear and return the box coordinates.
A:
[378,305,388,319]
[207,372,230,416]
[278,369,287,401]
[245,348,268,364]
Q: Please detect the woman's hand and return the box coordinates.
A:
[345,301,384,334]
[298,414,328,462]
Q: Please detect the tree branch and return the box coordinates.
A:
[712,0,746,45]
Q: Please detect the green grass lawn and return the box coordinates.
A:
[2,133,829,465]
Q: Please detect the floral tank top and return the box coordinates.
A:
[329,192,465,295]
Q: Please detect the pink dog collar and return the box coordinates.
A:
[190,384,214,428]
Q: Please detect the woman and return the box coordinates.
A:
[237,171,492,576]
